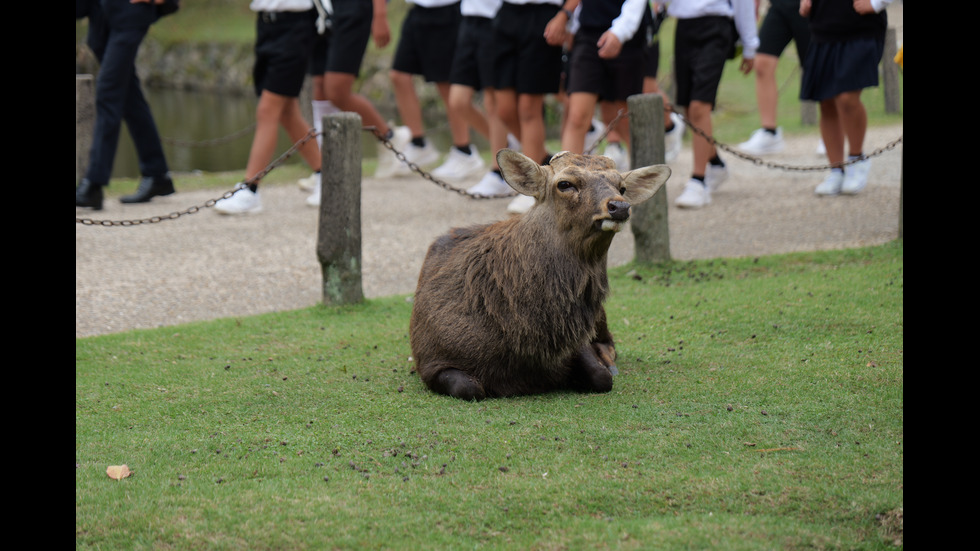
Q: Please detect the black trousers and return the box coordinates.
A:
[84,0,168,184]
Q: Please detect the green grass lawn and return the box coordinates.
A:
[76,242,903,549]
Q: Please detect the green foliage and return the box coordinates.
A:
[76,241,903,549]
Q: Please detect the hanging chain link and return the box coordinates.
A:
[76,127,318,227]
[665,103,903,171]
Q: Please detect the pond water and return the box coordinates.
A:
[108,88,485,179]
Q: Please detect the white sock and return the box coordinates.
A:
[312,100,340,147]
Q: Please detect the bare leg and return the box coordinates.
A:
[324,71,391,136]
[688,100,715,178]
[753,53,779,129]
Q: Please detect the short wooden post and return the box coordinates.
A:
[628,93,671,264]
[76,74,95,183]
[316,112,364,305]
[883,28,900,114]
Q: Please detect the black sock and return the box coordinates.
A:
[455,144,471,155]
[709,155,725,167]
[247,183,259,193]
[665,122,675,132]
[691,175,706,185]
[411,137,426,148]
[384,129,394,140]
[763,127,778,135]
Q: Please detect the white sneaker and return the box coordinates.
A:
[815,139,827,156]
[737,128,785,155]
[665,112,685,162]
[603,142,630,171]
[215,185,262,215]
[374,125,412,179]
[841,157,871,195]
[431,145,486,181]
[705,163,729,192]
[298,171,319,192]
[506,193,536,214]
[507,133,522,151]
[467,171,512,197]
[675,179,710,209]
[814,170,844,196]
[404,140,441,168]
[584,118,606,154]
[306,181,321,207]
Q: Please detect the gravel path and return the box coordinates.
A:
[76,123,903,338]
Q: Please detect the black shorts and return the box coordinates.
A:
[757,0,811,63]
[253,9,317,97]
[673,16,735,107]
[491,2,564,95]
[800,36,884,102]
[565,28,645,101]
[392,4,462,82]
[307,0,374,76]
[449,16,495,89]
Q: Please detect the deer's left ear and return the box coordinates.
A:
[621,165,671,205]
[497,149,551,198]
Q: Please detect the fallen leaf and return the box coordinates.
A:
[106,465,133,480]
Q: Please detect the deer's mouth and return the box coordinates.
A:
[596,219,625,233]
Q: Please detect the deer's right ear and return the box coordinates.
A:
[497,149,549,198]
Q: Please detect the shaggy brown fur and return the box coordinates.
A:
[409,150,670,400]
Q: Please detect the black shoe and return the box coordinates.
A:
[76,179,104,210]
[120,175,176,204]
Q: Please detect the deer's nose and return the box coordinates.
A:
[607,200,631,221]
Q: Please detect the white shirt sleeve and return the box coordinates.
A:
[608,0,648,43]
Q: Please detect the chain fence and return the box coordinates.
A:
[76,106,901,227]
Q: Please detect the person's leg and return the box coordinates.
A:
[324,72,390,136]
[517,93,547,164]
[818,98,845,166]
[391,69,425,137]
[835,90,867,157]
[561,92,599,154]
[246,90,292,183]
[446,83,476,147]
[753,53,780,129]
[687,100,714,179]
[279,97,321,172]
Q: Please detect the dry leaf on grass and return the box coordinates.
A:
[106,465,133,480]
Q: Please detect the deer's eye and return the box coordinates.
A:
[557,181,576,192]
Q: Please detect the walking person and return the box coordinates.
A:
[663,0,759,209]
[302,0,408,206]
[736,0,813,155]
[75,0,178,210]
[215,0,329,215]
[492,0,575,213]
[801,0,891,196]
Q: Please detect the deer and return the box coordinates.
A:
[409,149,671,400]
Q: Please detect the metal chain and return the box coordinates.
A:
[665,103,903,171]
[368,127,517,200]
[76,128,318,226]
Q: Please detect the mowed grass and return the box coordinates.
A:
[76,241,903,550]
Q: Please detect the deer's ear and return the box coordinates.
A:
[497,149,550,198]
[622,164,671,205]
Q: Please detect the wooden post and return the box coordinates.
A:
[628,93,671,264]
[883,27,900,114]
[316,112,364,305]
[76,75,95,183]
